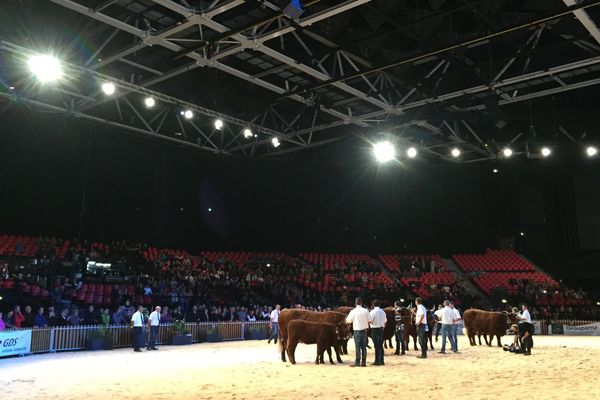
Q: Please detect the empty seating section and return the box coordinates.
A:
[300,253,373,271]
[453,249,535,271]
[475,272,558,295]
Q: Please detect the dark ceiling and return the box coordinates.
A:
[2,0,600,161]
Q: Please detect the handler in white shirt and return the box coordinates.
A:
[369,300,387,366]
[131,305,146,352]
[268,304,280,345]
[439,301,456,354]
[147,306,161,351]
[346,297,372,367]
[414,297,428,359]
[518,304,532,324]
[450,302,461,352]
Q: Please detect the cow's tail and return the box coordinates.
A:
[278,330,284,354]
[462,327,469,336]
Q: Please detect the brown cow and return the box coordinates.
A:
[336,306,395,353]
[463,309,517,347]
[278,309,347,362]
[286,320,345,365]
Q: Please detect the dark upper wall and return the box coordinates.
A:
[1,107,599,282]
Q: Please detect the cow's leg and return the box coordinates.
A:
[280,337,287,362]
[469,334,476,346]
[335,343,343,363]
[286,340,298,365]
[404,332,410,352]
[497,335,502,347]
[413,334,418,351]
[428,331,434,350]
[487,334,493,347]
[327,346,335,365]
[315,344,323,365]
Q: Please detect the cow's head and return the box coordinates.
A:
[504,311,518,326]
[336,322,351,340]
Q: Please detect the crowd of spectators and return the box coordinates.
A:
[1,234,599,330]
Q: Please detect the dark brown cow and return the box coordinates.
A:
[463,309,517,347]
[278,309,347,362]
[397,307,435,351]
[286,320,344,365]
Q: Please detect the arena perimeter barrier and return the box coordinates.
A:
[8,321,271,355]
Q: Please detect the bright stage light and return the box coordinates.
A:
[451,148,461,158]
[183,110,193,119]
[520,232,525,237]
[586,146,598,157]
[502,147,513,158]
[272,137,281,148]
[501,299,507,304]
[373,141,396,163]
[243,128,253,138]
[214,119,224,130]
[101,82,116,95]
[493,168,498,173]
[144,97,155,108]
[407,147,417,158]
[28,55,63,83]
[541,147,551,157]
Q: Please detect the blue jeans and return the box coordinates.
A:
[148,326,158,349]
[353,329,367,366]
[440,324,456,352]
[133,327,144,350]
[270,322,279,344]
[371,328,384,364]
[417,325,428,357]
[452,324,459,352]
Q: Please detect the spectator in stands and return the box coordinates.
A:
[161,306,171,324]
[199,305,209,322]
[48,309,60,327]
[101,308,110,326]
[0,311,5,331]
[237,307,247,322]
[68,308,80,326]
[172,306,183,321]
[12,305,25,328]
[34,307,48,328]
[83,305,98,325]
[59,309,70,326]
[186,305,200,323]
[225,307,239,322]
[246,310,257,322]
[111,306,124,325]
[22,305,34,328]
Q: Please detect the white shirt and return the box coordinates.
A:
[148,310,161,326]
[369,307,387,328]
[452,308,461,324]
[346,305,372,331]
[434,309,443,320]
[131,311,145,327]
[520,309,532,323]
[440,306,454,325]
[270,309,279,323]
[415,304,429,331]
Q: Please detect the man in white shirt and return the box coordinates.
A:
[414,297,428,359]
[518,304,532,324]
[346,297,372,367]
[131,305,146,352]
[268,304,280,344]
[147,306,161,351]
[450,302,461,352]
[369,299,387,366]
[438,300,456,354]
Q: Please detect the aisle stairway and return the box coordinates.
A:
[443,257,487,299]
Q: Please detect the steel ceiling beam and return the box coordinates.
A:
[564,0,600,45]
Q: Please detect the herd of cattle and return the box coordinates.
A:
[278,307,518,364]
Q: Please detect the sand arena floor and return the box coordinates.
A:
[1,336,599,400]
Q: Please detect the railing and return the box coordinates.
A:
[4,321,271,355]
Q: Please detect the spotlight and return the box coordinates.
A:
[542,290,547,294]
[101,82,116,95]
[183,110,193,119]
[373,141,396,163]
[451,148,461,158]
[541,147,551,157]
[214,119,224,130]
[272,137,281,148]
[586,146,598,157]
[597,301,600,306]
[520,232,525,237]
[501,299,507,304]
[243,128,253,138]
[28,54,63,83]
[208,208,212,212]
[407,147,417,158]
[493,169,499,173]
[144,97,155,108]
[502,147,513,158]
